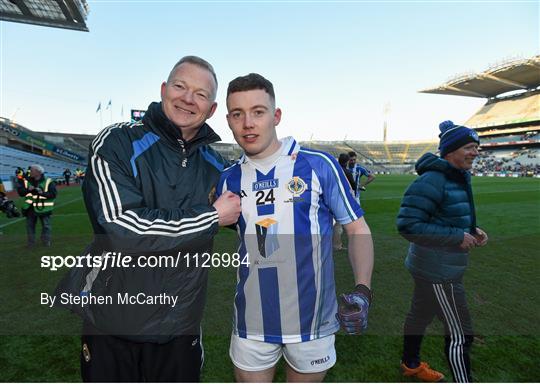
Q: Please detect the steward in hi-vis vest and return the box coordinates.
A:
[15,167,25,181]
[21,177,56,214]
[17,164,57,247]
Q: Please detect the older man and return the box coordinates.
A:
[397,120,488,382]
[57,56,241,382]
[17,164,57,247]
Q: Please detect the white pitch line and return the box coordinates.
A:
[361,187,540,201]
[0,197,83,229]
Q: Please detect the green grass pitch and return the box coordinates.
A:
[0,175,538,381]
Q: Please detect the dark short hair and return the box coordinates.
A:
[338,153,350,167]
[348,151,357,158]
[227,73,275,103]
[167,55,218,89]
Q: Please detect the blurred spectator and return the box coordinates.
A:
[17,165,57,247]
[63,168,72,186]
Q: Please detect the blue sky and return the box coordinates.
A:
[1,1,538,143]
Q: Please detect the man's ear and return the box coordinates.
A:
[208,102,218,119]
[160,81,167,101]
[274,108,282,126]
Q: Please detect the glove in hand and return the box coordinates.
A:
[336,284,371,334]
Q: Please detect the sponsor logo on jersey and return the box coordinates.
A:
[255,218,279,258]
[286,176,306,196]
[252,179,278,191]
[283,197,305,204]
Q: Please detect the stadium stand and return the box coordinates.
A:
[466,92,539,128]
[1,118,86,191]
[421,55,540,177]
[3,56,536,181]
[0,145,82,184]
[1,117,86,164]
[285,140,438,174]
[0,0,90,32]
[39,131,95,155]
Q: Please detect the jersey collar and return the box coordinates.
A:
[238,136,300,166]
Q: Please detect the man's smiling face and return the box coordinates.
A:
[160,62,217,138]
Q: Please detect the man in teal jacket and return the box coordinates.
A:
[396,121,488,382]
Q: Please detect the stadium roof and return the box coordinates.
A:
[0,0,89,32]
[420,56,540,98]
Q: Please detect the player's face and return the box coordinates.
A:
[445,142,479,170]
[226,89,282,159]
[161,63,217,138]
[348,156,357,167]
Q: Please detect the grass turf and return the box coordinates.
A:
[0,175,538,381]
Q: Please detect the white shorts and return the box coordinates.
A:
[229,333,336,374]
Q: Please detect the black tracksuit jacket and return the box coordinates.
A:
[56,102,227,342]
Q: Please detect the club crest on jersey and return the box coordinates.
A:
[252,179,279,191]
[286,176,306,196]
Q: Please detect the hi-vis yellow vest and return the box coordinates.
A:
[22,178,55,214]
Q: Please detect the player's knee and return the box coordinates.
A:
[234,366,275,383]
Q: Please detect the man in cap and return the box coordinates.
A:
[396,120,488,382]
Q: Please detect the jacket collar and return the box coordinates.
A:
[142,102,221,154]
[415,152,470,184]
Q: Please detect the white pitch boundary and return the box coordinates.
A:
[361,187,540,201]
[0,197,83,229]
[2,187,537,228]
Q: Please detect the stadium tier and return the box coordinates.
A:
[38,131,95,154]
[421,55,540,176]
[420,55,540,98]
[466,91,539,128]
[1,117,86,164]
[5,53,539,178]
[0,144,81,181]
[300,140,439,173]
[0,0,90,32]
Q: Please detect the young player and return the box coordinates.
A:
[347,151,375,197]
[218,73,374,382]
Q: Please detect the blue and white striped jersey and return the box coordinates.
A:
[348,163,371,197]
[217,137,364,343]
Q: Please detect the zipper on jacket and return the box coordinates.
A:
[178,139,188,167]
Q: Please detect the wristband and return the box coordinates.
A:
[354,283,373,305]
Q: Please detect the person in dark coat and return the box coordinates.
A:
[63,168,72,186]
[17,164,57,247]
[396,121,488,383]
[56,56,241,382]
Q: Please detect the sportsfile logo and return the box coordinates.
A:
[311,355,330,366]
[40,252,249,271]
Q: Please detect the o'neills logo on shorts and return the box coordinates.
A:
[311,355,330,365]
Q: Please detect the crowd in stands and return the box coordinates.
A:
[12,165,85,187]
[521,131,539,140]
[473,149,540,176]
